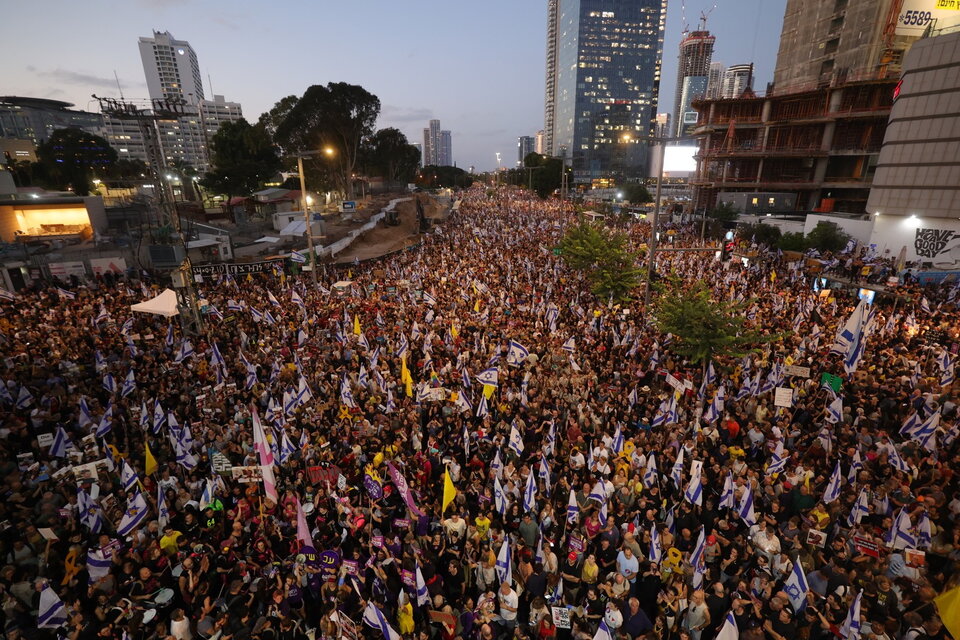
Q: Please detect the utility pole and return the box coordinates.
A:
[296,147,335,286]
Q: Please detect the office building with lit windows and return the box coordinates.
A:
[139,30,204,103]
[544,0,667,184]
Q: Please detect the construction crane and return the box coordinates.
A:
[699,4,716,31]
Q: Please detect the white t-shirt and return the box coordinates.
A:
[499,588,519,621]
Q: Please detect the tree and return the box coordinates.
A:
[525,154,567,199]
[559,218,642,301]
[416,165,473,189]
[738,222,782,247]
[258,94,299,152]
[34,128,118,195]
[805,221,851,253]
[362,128,421,183]
[654,279,780,366]
[709,201,740,223]
[622,183,653,205]
[273,82,381,198]
[778,231,808,252]
[201,119,280,202]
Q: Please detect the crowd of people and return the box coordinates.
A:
[0,187,957,640]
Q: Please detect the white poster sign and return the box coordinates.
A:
[90,257,128,275]
[48,261,86,280]
[774,387,794,408]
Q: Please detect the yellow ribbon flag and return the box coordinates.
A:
[474,299,481,313]
[401,355,413,397]
[482,384,495,399]
[935,586,960,640]
[353,314,361,336]
[451,322,459,338]
[145,441,158,475]
[442,468,456,512]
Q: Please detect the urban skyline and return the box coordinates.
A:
[2,0,785,171]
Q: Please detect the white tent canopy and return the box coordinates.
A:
[130,288,180,318]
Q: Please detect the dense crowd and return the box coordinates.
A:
[0,187,957,640]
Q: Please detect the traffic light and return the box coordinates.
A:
[721,240,735,261]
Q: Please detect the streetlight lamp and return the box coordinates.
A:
[297,146,336,286]
[495,152,502,186]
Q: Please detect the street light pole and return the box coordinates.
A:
[297,153,317,286]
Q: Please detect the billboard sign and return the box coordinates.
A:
[896,0,960,35]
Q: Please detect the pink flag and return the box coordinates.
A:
[296,498,315,550]
[251,406,278,502]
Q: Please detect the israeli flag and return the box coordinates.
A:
[719,472,735,509]
[916,511,932,549]
[566,488,580,524]
[120,459,139,492]
[38,583,68,629]
[0,287,15,301]
[290,250,307,264]
[506,340,529,367]
[612,424,624,454]
[16,385,34,409]
[888,446,911,473]
[415,564,430,606]
[476,367,499,387]
[538,458,551,495]
[847,488,870,527]
[95,305,110,324]
[157,485,169,529]
[888,508,916,550]
[78,488,103,533]
[716,612,739,640]
[95,402,113,437]
[422,291,437,306]
[56,287,76,300]
[826,396,843,424]
[165,323,174,348]
[738,483,757,527]
[784,559,810,612]
[494,476,508,516]
[523,470,537,512]
[704,385,725,423]
[649,523,663,563]
[508,422,524,456]
[684,460,703,506]
[120,370,137,399]
[643,454,658,488]
[766,452,788,476]
[362,602,402,640]
[561,337,575,353]
[543,420,556,456]
[495,538,512,585]
[50,426,70,458]
[116,491,149,536]
[839,591,863,640]
[822,461,843,504]
[671,447,684,489]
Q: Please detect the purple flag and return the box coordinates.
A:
[386,461,425,517]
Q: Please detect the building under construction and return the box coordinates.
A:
[691,0,925,214]
[691,74,895,213]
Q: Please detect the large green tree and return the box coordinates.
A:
[362,128,421,183]
[273,83,381,198]
[654,279,778,365]
[201,119,280,202]
[622,183,653,205]
[523,153,568,199]
[34,128,118,195]
[559,218,642,301]
[416,165,473,189]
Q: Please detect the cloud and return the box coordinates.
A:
[380,104,434,123]
[28,68,145,91]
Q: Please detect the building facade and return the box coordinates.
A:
[535,130,546,155]
[706,62,726,99]
[721,63,754,99]
[672,30,715,138]
[772,0,921,92]
[139,30,204,103]
[518,136,535,165]
[543,0,668,183]
[422,120,452,166]
[0,97,103,145]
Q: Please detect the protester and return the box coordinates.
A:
[0,186,957,640]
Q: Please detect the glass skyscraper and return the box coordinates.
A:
[544,0,667,184]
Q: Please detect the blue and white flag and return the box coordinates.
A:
[716,612,739,640]
[826,396,843,424]
[643,454,658,488]
[784,559,810,612]
[588,478,607,503]
[476,367,499,387]
[157,484,169,530]
[422,291,437,306]
[415,564,430,606]
[290,250,307,264]
[916,511,932,549]
[538,458,551,495]
[102,373,117,395]
[543,420,556,456]
[561,337,575,353]
[56,287,76,300]
[121,370,137,399]
[719,472,735,509]
[823,461,843,504]
[496,537,512,585]
[508,422,524,456]
[490,449,503,478]
[86,549,111,583]
[116,491,149,536]
[16,385,34,409]
[690,527,706,588]
[0,288,15,301]
[888,508,916,550]
[649,524,663,563]
[766,452,788,476]
[684,460,703,506]
[704,385,725,424]
[840,591,863,640]
[611,424,624,454]
[738,483,757,527]
[888,445,911,473]
[523,470,537,512]
[50,426,70,458]
[671,448,684,489]
[38,583,68,629]
[362,602,402,640]
[95,402,114,438]
[566,488,579,525]
[839,300,870,374]
[78,487,102,533]
[506,340,529,366]
[593,620,613,640]
[494,476,508,516]
[120,459,139,492]
[847,488,870,527]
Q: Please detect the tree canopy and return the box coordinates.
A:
[361,128,421,183]
[34,128,118,196]
[272,83,381,198]
[416,165,473,189]
[201,119,280,202]
[558,218,642,302]
[653,278,779,365]
[622,183,653,205]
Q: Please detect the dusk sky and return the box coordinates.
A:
[3,0,786,171]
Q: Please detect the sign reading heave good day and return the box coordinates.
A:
[774,387,794,408]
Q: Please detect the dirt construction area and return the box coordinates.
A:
[331,194,448,264]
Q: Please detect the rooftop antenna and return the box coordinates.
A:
[114,70,124,100]
[207,72,213,99]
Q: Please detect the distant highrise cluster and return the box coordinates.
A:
[422,119,452,167]
[672,30,715,138]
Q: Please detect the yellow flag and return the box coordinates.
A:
[348,269,352,279]
[451,322,459,338]
[935,586,960,640]
[482,384,495,399]
[405,377,413,398]
[474,299,481,312]
[353,314,361,336]
[145,441,158,476]
[442,469,456,513]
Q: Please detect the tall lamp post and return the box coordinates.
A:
[495,152,502,186]
[297,146,335,285]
